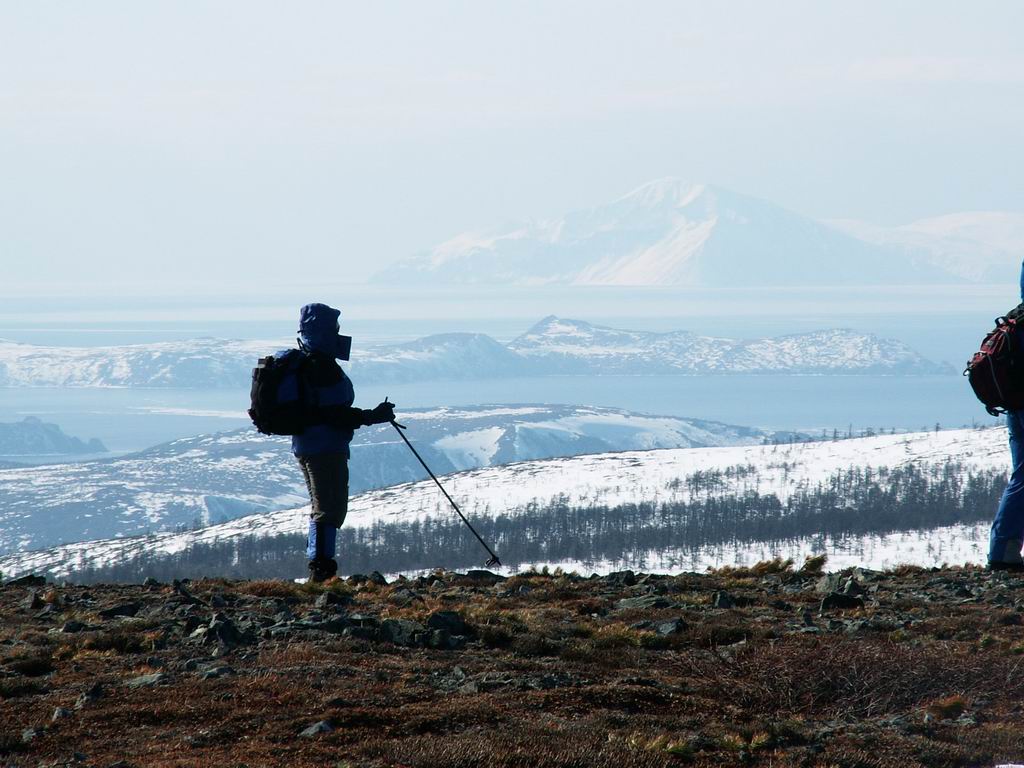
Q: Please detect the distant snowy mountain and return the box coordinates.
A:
[351,333,526,383]
[0,337,271,388]
[0,426,1007,580]
[0,417,106,458]
[375,179,955,287]
[507,316,950,374]
[0,317,949,388]
[0,405,775,556]
[829,212,1024,283]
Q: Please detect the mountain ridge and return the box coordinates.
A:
[376,178,968,287]
[0,317,951,389]
[829,211,1024,282]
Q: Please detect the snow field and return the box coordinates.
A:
[0,426,1009,579]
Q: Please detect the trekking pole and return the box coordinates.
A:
[384,399,501,568]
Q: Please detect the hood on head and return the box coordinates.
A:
[298,303,342,355]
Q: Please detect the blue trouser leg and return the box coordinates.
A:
[990,411,1024,564]
[306,519,338,562]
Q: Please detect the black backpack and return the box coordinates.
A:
[248,349,311,436]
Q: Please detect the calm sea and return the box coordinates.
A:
[0,374,995,458]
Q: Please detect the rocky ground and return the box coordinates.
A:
[2,560,1024,767]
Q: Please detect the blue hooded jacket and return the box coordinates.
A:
[277,303,357,457]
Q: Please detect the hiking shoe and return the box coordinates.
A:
[307,558,339,583]
[988,560,1024,573]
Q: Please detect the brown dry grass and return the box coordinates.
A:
[5,567,1024,767]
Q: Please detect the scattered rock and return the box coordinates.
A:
[426,610,470,636]
[97,602,142,619]
[204,612,243,648]
[427,628,465,650]
[368,571,388,586]
[22,590,45,610]
[75,682,103,709]
[124,672,167,688]
[171,580,202,605]
[342,626,378,641]
[458,674,517,694]
[340,612,380,640]
[654,618,687,635]
[815,573,845,594]
[462,570,506,585]
[314,591,350,609]
[300,720,334,737]
[637,573,664,585]
[380,618,426,646]
[199,665,235,680]
[842,577,867,597]
[4,566,1022,766]
[820,592,866,612]
[615,595,671,611]
[388,587,423,606]
[293,617,351,634]
[606,570,637,587]
[844,619,871,634]
[712,591,736,609]
[6,574,46,587]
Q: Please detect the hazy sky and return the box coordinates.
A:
[2,1,1023,291]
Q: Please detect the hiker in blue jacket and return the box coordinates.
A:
[989,261,1024,570]
[287,303,394,582]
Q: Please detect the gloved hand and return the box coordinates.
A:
[362,400,396,426]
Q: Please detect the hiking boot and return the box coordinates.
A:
[988,560,1024,573]
[307,558,339,583]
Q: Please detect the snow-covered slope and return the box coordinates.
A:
[509,316,950,374]
[0,426,1008,579]
[0,405,773,556]
[376,179,955,287]
[0,317,949,388]
[830,212,1024,283]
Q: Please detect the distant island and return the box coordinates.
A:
[0,316,950,389]
[0,416,107,457]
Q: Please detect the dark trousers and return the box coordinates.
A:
[297,453,349,528]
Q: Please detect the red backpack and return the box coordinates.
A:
[966,303,1024,416]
